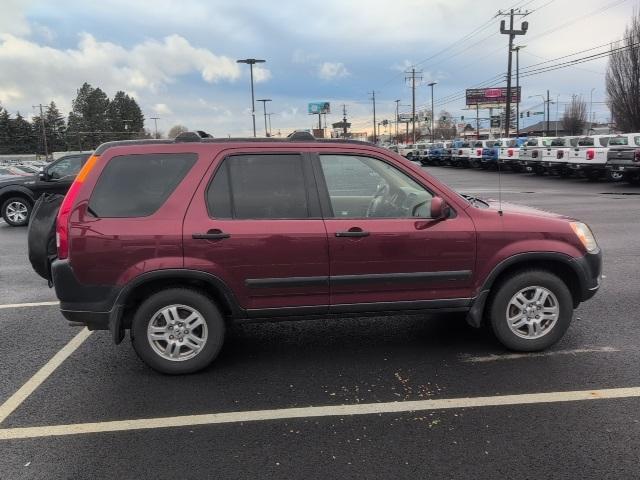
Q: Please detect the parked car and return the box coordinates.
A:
[398,144,417,159]
[30,134,602,374]
[519,137,555,174]
[424,142,447,165]
[498,137,528,172]
[0,153,91,226]
[605,133,640,184]
[470,140,493,168]
[0,166,31,177]
[566,135,611,181]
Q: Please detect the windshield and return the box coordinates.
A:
[473,141,483,147]
[577,137,594,146]
[526,139,538,146]
[550,138,566,147]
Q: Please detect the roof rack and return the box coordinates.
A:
[94,132,373,154]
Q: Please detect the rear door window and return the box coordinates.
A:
[89,153,196,217]
[206,154,309,219]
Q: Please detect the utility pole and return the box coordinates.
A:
[589,88,595,134]
[369,91,377,143]
[513,45,525,135]
[236,58,266,137]
[266,113,274,137]
[33,104,48,159]
[499,9,528,138]
[342,104,348,138]
[476,103,480,140]
[427,82,437,142]
[256,98,271,137]
[394,99,400,141]
[150,117,160,138]
[405,68,423,144]
[546,89,550,136]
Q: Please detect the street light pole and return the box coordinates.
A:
[427,82,437,142]
[257,99,271,137]
[395,99,400,141]
[237,58,266,137]
[589,88,595,134]
[512,45,525,135]
[150,116,160,139]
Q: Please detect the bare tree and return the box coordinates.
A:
[433,110,457,140]
[562,95,587,135]
[167,124,188,138]
[606,9,640,132]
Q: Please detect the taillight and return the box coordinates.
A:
[476,149,482,156]
[634,149,640,162]
[557,150,564,159]
[458,149,463,155]
[532,150,539,158]
[586,149,595,160]
[508,149,514,157]
[56,154,99,259]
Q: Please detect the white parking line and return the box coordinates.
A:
[462,346,620,363]
[0,328,92,425]
[0,301,59,310]
[0,386,639,440]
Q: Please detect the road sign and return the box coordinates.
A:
[398,113,413,122]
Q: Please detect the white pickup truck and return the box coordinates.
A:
[470,140,492,168]
[518,137,554,175]
[498,138,527,172]
[451,141,473,167]
[541,137,579,176]
[566,135,612,181]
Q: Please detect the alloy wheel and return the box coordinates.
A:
[147,304,208,361]
[506,286,559,339]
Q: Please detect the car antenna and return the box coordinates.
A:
[497,139,504,216]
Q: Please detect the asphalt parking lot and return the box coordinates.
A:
[1,166,639,479]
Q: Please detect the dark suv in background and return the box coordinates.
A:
[31,135,602,374]
[0,153,91,226]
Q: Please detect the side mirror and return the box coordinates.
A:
[39,171,49,181]
[430,197,450,220]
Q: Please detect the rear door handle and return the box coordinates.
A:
[335,229,369,238]
[192,229,230,240]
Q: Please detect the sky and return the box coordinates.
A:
[0,0,634,138]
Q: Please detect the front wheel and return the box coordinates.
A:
[488,270,573,351]
[131,288,226,374]
[2,196,32,226]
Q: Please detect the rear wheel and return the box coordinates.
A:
[488,270,573,351]
[585,169,602,182]
[1,196,32,226]
[131,288,225,374]
[606,170,624,182]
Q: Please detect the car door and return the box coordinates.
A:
[183,150,329,316]
[313,152,476,311]
[33,155,88,197]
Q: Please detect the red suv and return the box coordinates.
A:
[39,135,602,374]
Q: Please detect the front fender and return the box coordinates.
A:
[0,184,36,202]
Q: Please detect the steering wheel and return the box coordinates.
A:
[411,199,429,217]
[365,183,390,217]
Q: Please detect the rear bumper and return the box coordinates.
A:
[51,259,118,331]
[607,162,640,172]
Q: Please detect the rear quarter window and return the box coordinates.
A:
[89,153,196,217]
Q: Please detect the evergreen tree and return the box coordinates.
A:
[66,82,110,149]
[45,101,67,152]
[0,107,12,155]
[12,112,36,154]
[106,91,145,140]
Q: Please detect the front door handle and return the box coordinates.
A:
[335,228,369,238]
[192,229,230,240]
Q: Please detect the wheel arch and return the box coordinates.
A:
[0,186,35,207]
[111,269,244,344]
[466,252,583,328]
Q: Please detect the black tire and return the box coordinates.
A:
[131,288,226,374]
[1,196,32,227]
[605,170,624,182]
[487,270,573,352]
[533,165,545,176]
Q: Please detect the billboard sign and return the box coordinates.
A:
[308,102,330,114]
[398,113,413,122]
[466,87,521,106]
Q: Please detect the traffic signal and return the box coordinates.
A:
[520,113,523,119]
[526,111,530,117]
[461,116,464,121]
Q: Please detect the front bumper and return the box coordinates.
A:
[571,249,602,302]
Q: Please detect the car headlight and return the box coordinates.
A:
[570,222,598,252]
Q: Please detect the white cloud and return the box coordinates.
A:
[318,62,349,80]
[253,65,272,83]
[153,103,172,115]
[0,32,242,113]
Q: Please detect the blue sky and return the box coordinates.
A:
[0,0,633,137]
